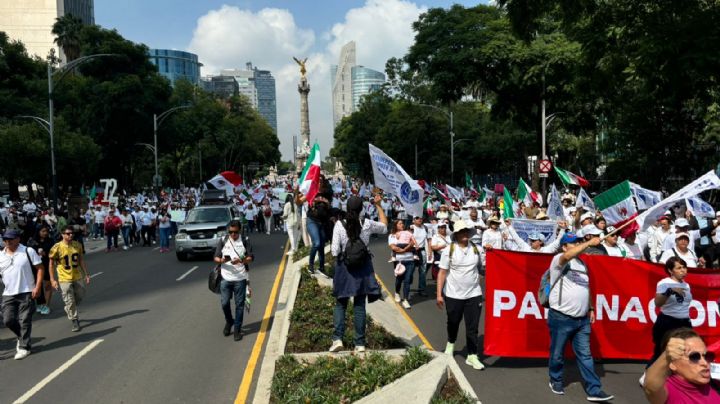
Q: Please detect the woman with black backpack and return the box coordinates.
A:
[328,193,387,353]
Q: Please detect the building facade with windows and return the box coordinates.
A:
[218,62,277,133]
[200,75,239,99]
[351,66,385,111]
[0,0,95,60]
[149,49,202,86]
[331,41,356,128]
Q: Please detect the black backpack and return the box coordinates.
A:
[341,219,370,270]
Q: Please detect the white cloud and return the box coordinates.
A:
[187,0,427,163]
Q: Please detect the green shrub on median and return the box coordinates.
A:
[270,347,432,404]
[431,373,475,404]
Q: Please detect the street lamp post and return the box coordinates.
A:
[46,53,116,210]
[419,104,454,183]
[152,105,191,188]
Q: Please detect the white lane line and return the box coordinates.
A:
[176,266,199,281]
[90,272,104,279]
[152,247,160,251]
[13,339,104,404]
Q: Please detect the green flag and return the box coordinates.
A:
[89,185,96,200]
[465,173,473,189]
[502,187,514,219]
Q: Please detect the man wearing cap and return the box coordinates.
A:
[506,221,567,253]
[602,226,628,257]
[0,229,44,360]
[481,216,504,266]
[658,232,702,267]
[139,205,155,246]
[649,216,674,263]
[547,232,614,401]
[580,225,608,255]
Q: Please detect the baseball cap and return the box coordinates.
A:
[675,218,690,227]
[2,229,21,240]
[581,224,603,237]
[675,232,690,240]
[560,233,580,245]
[580,212,595,222]
[528,232,545,242]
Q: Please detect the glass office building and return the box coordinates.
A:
[149,49,202,86]
[351,66,385,111]
[254,69,277,133]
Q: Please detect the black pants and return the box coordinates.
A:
[141,225,152,246]
[445,294,482,355]
[649,312,692,366]
[2,293,36,350]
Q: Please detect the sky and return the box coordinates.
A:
[95,0,485,162]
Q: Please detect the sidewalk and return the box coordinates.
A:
[82,235,156,255]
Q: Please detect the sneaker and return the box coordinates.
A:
[465,354,485,370]
[71,319,81,332]
[39,305,51,315]
[586,391,614,402]
[394,293,401,303]
[549,381,564,395]
[234,330,243,341]
[444,342,454,356]
[355,345,366,353]
[329,340,344,353]
[123,246,128,251]
[14,348,30,360]
[129,244,133,248]
[223,323,232,336]
[402,300,411,309]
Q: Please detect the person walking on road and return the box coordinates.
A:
[1,229,44,359]
[389,219,417,309]
[436,220,485,371]
[213,220,253,341]
[26,225,55,315]
[157,207,172,253]
[104,210,122,252]
[283,193,300,256]
[49,226,90,332]
[546,232,614,401]
[329,194,387,353]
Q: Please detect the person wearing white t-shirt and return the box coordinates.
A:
[213,220,253,341]
[602,226,628,257]
[640,256,693,386]
[649,216,674,262]
[436,220,485,371]
[244,202,257,234]
[0,229,44,360]
[480,216,504,266]
[430,223,451,276]
[659,233,703,268]
[546,232,614,401]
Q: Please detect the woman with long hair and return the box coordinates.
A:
[328,193,387,353]
[283,192,300,255]
[389,219,416,309]
[298,175,333,275]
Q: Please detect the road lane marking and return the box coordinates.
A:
[90,272,103,279]
[374,274,434,350]
[13,339,104,404]
[176,266,199,281]
[152,247,160,251]
[235,240,289,404]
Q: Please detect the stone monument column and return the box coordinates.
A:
[294,57,311,173]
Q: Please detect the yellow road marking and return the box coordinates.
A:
[235,240,289,404]
[374,274,434,350]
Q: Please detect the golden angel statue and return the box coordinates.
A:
[293,57,308,78]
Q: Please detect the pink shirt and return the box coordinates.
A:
[666,375,720,403]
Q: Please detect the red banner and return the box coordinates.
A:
[484,250,720,360]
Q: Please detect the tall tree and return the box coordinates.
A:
[52,15,84,62]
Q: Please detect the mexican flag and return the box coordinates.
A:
[465,173,473,190]
[502,187,515,219]
[594,180,639,237]
[208,171,243,196]
[517,178,538,206]
[554,166,590,188]
[299,143,321,205]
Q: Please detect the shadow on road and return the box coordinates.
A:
[32,326,121,353]
[82,309,149,329]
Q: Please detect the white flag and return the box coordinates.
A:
[368,144,424,218]
[575,188,596,212]
[547,184,564,220]
[637,171,720,230]
[630,182,663,210]
[445,184,465,202]
[686,196,716,218]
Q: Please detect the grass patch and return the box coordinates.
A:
[286,269,406,353]
[431,373,475,404]
[292,243,311,262]
[271,347,432,404]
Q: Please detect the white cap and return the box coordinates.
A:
[580,212,594,222]
[568,207,577,213]
[581,224,602,236]
[675,232,690,240]
[675,218,690,227]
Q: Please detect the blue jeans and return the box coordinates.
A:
[306,217,325,272]
[547,309,603,395]
[220,279,247,329]
[159,227,170,249]
[333,295,367,346]
[121,226,131,246]
[416,251,427,293]
[94,223,103,238]
[393,260,415,300]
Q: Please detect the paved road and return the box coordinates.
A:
[0,231,288,404]
[368,239,646,404]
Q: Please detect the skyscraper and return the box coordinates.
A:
[220,62,277,133]
[0,0,95,60]
[149,49,202,86]
[351,66,385,111]
[222,64,257,109]
[331,41,356,128]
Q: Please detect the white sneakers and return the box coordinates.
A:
[355,345,366,353]
[402,300,411,309]
[465,354,485,370]
[14,340,30,360]
[123,246,128,251]
[329,340,344,352]
[394,293,401,303]
[444,342,454,356]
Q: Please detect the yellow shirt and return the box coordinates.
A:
[49,241,84,282]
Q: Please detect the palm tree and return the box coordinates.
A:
[52,15,83,62]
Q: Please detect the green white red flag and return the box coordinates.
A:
[502,187,514,219]
[517,178,538,206]
[554,166,590,188]
[593,180,638,237]
[298,143,321,205]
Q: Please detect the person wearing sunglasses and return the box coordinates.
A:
[48,225,90,332]
[644,328,720,403]
[213,220,253,341]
